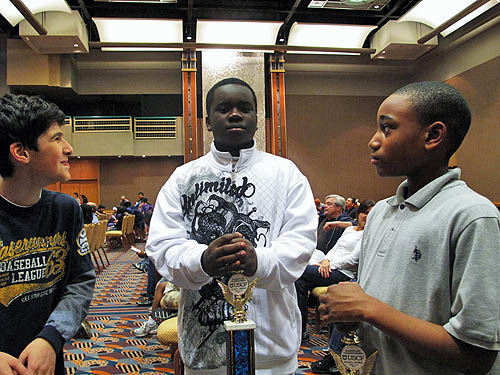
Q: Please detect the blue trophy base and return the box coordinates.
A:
[224,320,256,375]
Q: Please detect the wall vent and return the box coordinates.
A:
[73,116,132,133]
[134,117,178,139]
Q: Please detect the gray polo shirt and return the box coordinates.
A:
[358,168,500,375]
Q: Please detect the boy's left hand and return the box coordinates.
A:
[228,237,257,276]
[18,338,56,375]
[318,282,373,323]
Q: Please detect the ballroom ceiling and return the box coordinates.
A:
[1,0,423,46]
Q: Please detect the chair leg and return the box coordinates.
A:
[92,253,102,272]
[99,246,110,266]
[96,250,106,269]
[173,345,184,375]
[315,300,321,334]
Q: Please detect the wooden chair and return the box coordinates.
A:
[125,214,136,247]
[96,219,110,266]
[311,286,329,333]
[84,223,101,272]
[90,221,106,271]
[106,215,132,250]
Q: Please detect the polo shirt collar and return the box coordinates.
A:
[387,168,461,209]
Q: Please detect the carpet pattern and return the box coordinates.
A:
[64,248,330,374]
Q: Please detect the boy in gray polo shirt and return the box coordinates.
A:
[318,82,499,375]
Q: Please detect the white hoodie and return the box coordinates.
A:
[147,142,317,374]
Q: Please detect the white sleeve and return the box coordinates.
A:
[146,169,212,290]
[252,169,317,290]
[331,239,361,271]
[309,249,326,265]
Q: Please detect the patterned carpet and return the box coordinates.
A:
[63,247,330,374]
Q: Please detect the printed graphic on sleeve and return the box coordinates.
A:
[0,231,69,307]
[76,227,91,256]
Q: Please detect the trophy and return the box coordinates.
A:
[329,330,378,375]
[217,272,257,375]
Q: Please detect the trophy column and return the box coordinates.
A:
[217,273,258,375]
[225,320,256,375]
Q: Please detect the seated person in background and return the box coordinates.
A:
[139,199,154,235]
[87,202,99,224]
[108,206,127,231]
[135,192,145,207]
[309,194,355,265]
[315,198,325,216]
[80,194,93,225]
[319,82,500,375]
[296,200,375,343]
[127,204,146,241]
[139,197,153,216]
[345,197,358,220]
[107,207,118,228]
[133,280,179,337]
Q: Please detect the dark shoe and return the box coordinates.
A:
[74,319,92,339]
[132,262,146,273]
[136,297,153,306]
[140,292,149,297]
[301,330,310,343]
[311,353,339,374]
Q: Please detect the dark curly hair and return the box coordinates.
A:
[0,94,66,177]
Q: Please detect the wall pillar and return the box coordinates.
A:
[182,49,198,162]
[269,52,287,157]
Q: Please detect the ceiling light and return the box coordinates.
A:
[196,20,283,47]
[93,18,183,51]
[0,0,71,26]
[73,43,79,47]
[287,22,377,54]
[374,5,380,9]
[399,0,499,36]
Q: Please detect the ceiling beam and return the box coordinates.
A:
[9,0,47,35]
[89,41,376,54]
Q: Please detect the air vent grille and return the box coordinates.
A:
[73,117,132,132]
[134,117,177,139]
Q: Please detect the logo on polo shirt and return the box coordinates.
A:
[412,246,422,262]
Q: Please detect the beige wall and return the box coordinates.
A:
[285,57,499,203]
[447,57,500,201]
[99,156,183,208]
[286,94,404,202]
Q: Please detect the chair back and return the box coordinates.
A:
[84,223,95,253]
[125,214,135,235]
[98,219,108,248]
[90,221,101,253]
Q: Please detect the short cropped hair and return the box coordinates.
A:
[325,194,346,210]
[0,94,66,178]
[393,81,471,158]
[206,77,257,117]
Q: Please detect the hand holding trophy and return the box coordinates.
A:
[318,282,379,375]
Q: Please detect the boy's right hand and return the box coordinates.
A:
[318,281,374,324]
[0,352,27,375]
